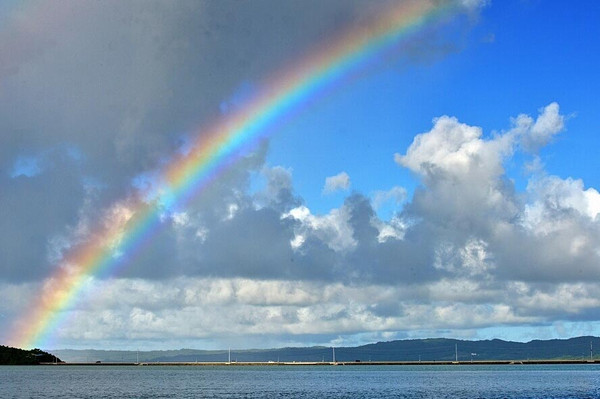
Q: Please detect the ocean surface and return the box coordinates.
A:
[1,364,599,398]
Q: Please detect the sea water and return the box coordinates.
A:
[1,364,599,398]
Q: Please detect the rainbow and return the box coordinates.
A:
[8,0,460,349]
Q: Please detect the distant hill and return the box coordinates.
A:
[0,345,62,365]
[52,336,599,363]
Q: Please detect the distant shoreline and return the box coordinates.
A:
[50,336,600,364]
[39,359,600,366]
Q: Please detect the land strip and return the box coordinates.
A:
[40,359,600,366]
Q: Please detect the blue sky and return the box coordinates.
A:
[2,0,600,350]
[268,0,600,216]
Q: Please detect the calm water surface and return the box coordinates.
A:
[1,364,599,398]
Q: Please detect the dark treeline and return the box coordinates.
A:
[53,336,599,363]
[0,345,62,365]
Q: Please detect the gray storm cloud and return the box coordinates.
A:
[0,0,481,283]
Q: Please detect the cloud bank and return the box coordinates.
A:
[4,98,600,348]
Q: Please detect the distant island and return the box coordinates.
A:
[50,336,598,364]
[0,345,62,365]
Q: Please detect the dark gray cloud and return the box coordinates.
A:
[1,0,481,284]
[2,0,427,283]
[0,152,85,281]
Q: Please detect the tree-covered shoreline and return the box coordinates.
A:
[0,345,62,365]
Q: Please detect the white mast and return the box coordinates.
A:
[455,344,458,362]
[332,347,336,364]
[228,348,231,363]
